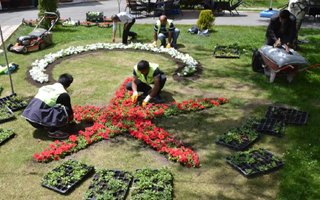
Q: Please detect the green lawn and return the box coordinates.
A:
[0,24,319,199]
[242,0,289,9]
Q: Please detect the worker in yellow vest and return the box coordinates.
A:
[126,60,166,107]
[22,73,74,139]
[152,15,180,48]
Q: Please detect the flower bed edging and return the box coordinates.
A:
[29,43,200,83]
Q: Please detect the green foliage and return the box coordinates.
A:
[38,0,58,29]
[1,24,320,200]
[197,10,215,31]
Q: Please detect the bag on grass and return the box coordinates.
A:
[188,26,199,34]
[252,49,264,73]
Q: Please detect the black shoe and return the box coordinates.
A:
[153,95,164,104]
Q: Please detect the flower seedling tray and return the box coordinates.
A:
[256,118,285,137]
[42,160,94,194]
[226,148,284,177]
[0,94,29,112]
[0,128,15,145]
[213,45,240,58]
[86,11,104,22]
[216,126,259,151]
[131,168,173,200]
[84,169,133,200]
[0,105,15,124]
[265,106,308,125]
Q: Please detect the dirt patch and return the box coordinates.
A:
[26,49,203,87]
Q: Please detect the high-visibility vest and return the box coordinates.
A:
[156,19,173,33]
[134,63,159,85]
[34,83,67,107]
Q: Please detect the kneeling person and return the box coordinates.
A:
[126,60,166,107]
[22,73,74,139]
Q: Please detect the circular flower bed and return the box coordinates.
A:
[29,43,200,83]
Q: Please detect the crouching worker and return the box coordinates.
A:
[126,60,166,107]
[153,15,180,48]
[22,73,74,139]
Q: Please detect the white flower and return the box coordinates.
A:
[29,43,199,83]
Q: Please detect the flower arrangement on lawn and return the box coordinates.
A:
[29,43,200,83]
[34,78,228,167]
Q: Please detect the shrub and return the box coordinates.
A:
[197,9,215,31]
[38,0,59,29]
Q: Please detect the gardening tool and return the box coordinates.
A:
[7,12,59,54]
[0,25,15,94]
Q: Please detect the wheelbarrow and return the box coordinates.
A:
[258,45,309,83]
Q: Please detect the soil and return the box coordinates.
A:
[26,49,203,87]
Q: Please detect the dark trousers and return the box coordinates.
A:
[126,74,166,96]
[123,18,136,44]
[27,120,58,132]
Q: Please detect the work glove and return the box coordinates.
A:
[152,41,157,47]
[142,95,151,107]
[166,43,171,48]
[131,91,139,103]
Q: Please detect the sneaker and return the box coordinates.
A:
[48,130,69,139]
[153,95,165,104]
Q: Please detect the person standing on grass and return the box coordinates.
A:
[22,73,74,139]
[126,60,166,107]
[153,15,180,48]
[111,12,137,45]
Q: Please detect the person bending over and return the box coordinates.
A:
[126,60,166,107]
[22,73,74,139]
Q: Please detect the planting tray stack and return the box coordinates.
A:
[213,45,240,58]
[256,118,285,137]
[226,148,284,177]
[0,94,29,112]
[84,169,133,200]
[0,128,15,145]
[42,160,94,194]
[215,126,259,151]
[131,168,173,200]
[0,105,15,124]
[265,106,308,125]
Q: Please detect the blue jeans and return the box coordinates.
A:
[158,28,180,47]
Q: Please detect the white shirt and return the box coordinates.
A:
[113,12,134,32]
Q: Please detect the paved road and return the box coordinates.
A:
[0,0,319,46]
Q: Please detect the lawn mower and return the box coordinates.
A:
[7,12,59,54]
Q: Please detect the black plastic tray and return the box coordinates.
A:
[131,168,173,199]
[86,12,104,22]
[85,169,132,200]
[42,160,94,194]
[256,118,285,137]
[213,45,240,58]
[0,105,15,124]
[0,94,28,112]
[265,106,308,125]
[215,127,260,151]
[0,129,15,145]
[226,149,284,177]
